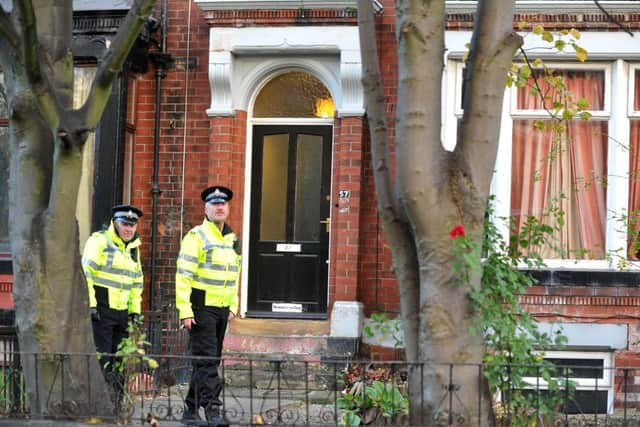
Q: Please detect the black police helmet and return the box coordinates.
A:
[201,186,233,204]
[112,204,143,225]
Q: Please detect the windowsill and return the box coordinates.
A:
[519,259,640,272]
[521,267,640,286]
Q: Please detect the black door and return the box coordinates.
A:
[248,125,332,319]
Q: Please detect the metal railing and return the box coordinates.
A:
[0,347,638,426]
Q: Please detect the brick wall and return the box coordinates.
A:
[129,1,640,361]
[131,1,213,352]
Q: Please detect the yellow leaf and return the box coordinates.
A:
[506,74,513,87]
[575,46,588,62]
[533,24,544,35]
[518,21,528,30]
[147,358,159,369]
[570,28,581,40]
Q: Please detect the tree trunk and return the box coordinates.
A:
[0,0,155,417]
[359,0,521,424]
[416,203,490,425]
[9,92,113,417]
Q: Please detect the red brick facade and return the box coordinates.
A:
[123,2,640,360]
[1,4,639,398]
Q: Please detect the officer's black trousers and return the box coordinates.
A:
[185,305,229,413]
[92,306,129,402]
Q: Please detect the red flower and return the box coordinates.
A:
[449,225,465,239]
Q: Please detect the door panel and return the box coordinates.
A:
[290,255,320,301]
[248,125,332,318]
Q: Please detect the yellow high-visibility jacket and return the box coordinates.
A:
[82,223,143,314]
[176,218,241,319]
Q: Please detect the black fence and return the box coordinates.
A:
[0,338,638,426]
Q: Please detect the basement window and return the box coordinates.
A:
[522,351,614,414]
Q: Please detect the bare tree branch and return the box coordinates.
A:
[15,0,61,127]
[357,0,420,362]
[0,5,19,49]
[594,0,633,37]
[518,46,562,121]
[80,0,155,128]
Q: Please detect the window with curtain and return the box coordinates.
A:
[510,69,608,260]
[628,68,640,258]
[122,74,138,205]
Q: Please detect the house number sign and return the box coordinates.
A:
[276,243,301,252]
[339,190,350,199]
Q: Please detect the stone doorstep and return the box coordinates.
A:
[227,318,330,337]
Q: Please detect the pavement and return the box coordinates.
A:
[0,387,339,426]
[0,418,226,426]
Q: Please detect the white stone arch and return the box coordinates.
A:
[206,26,364,117]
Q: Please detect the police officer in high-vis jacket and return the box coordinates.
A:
[82,204,144,404]
[177,186,240,427]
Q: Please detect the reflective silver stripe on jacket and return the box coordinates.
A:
[176,268,195,278]
[83,259,143,279]
[200,263,239,272]
[192,276,233,287]
[85,273,143,290]
[178,253,199,263]
[196,228,237,270]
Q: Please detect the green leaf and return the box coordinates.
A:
[578,111,592,121]
[363,325,373,337]
[518,65,532,80]
[576,98,590,110]
[506,74,514,87]
[562,109,576,120]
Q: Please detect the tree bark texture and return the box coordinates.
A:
[358,0,522,425]
[0,0,156,418]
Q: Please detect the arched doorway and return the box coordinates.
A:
[247,71,334,319]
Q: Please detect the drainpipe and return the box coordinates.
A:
[148,0,173,352]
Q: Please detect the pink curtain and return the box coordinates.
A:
[628,70,640,257]
[511,71,607,259]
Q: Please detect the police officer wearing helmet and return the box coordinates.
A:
[81,204,144,404]
[177,186,240,426]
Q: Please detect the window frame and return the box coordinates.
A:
[475,59,638,269]
[629,64,640,117]
[445,58,640,269]
[521,350,614,414]
[509,63,611,119]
